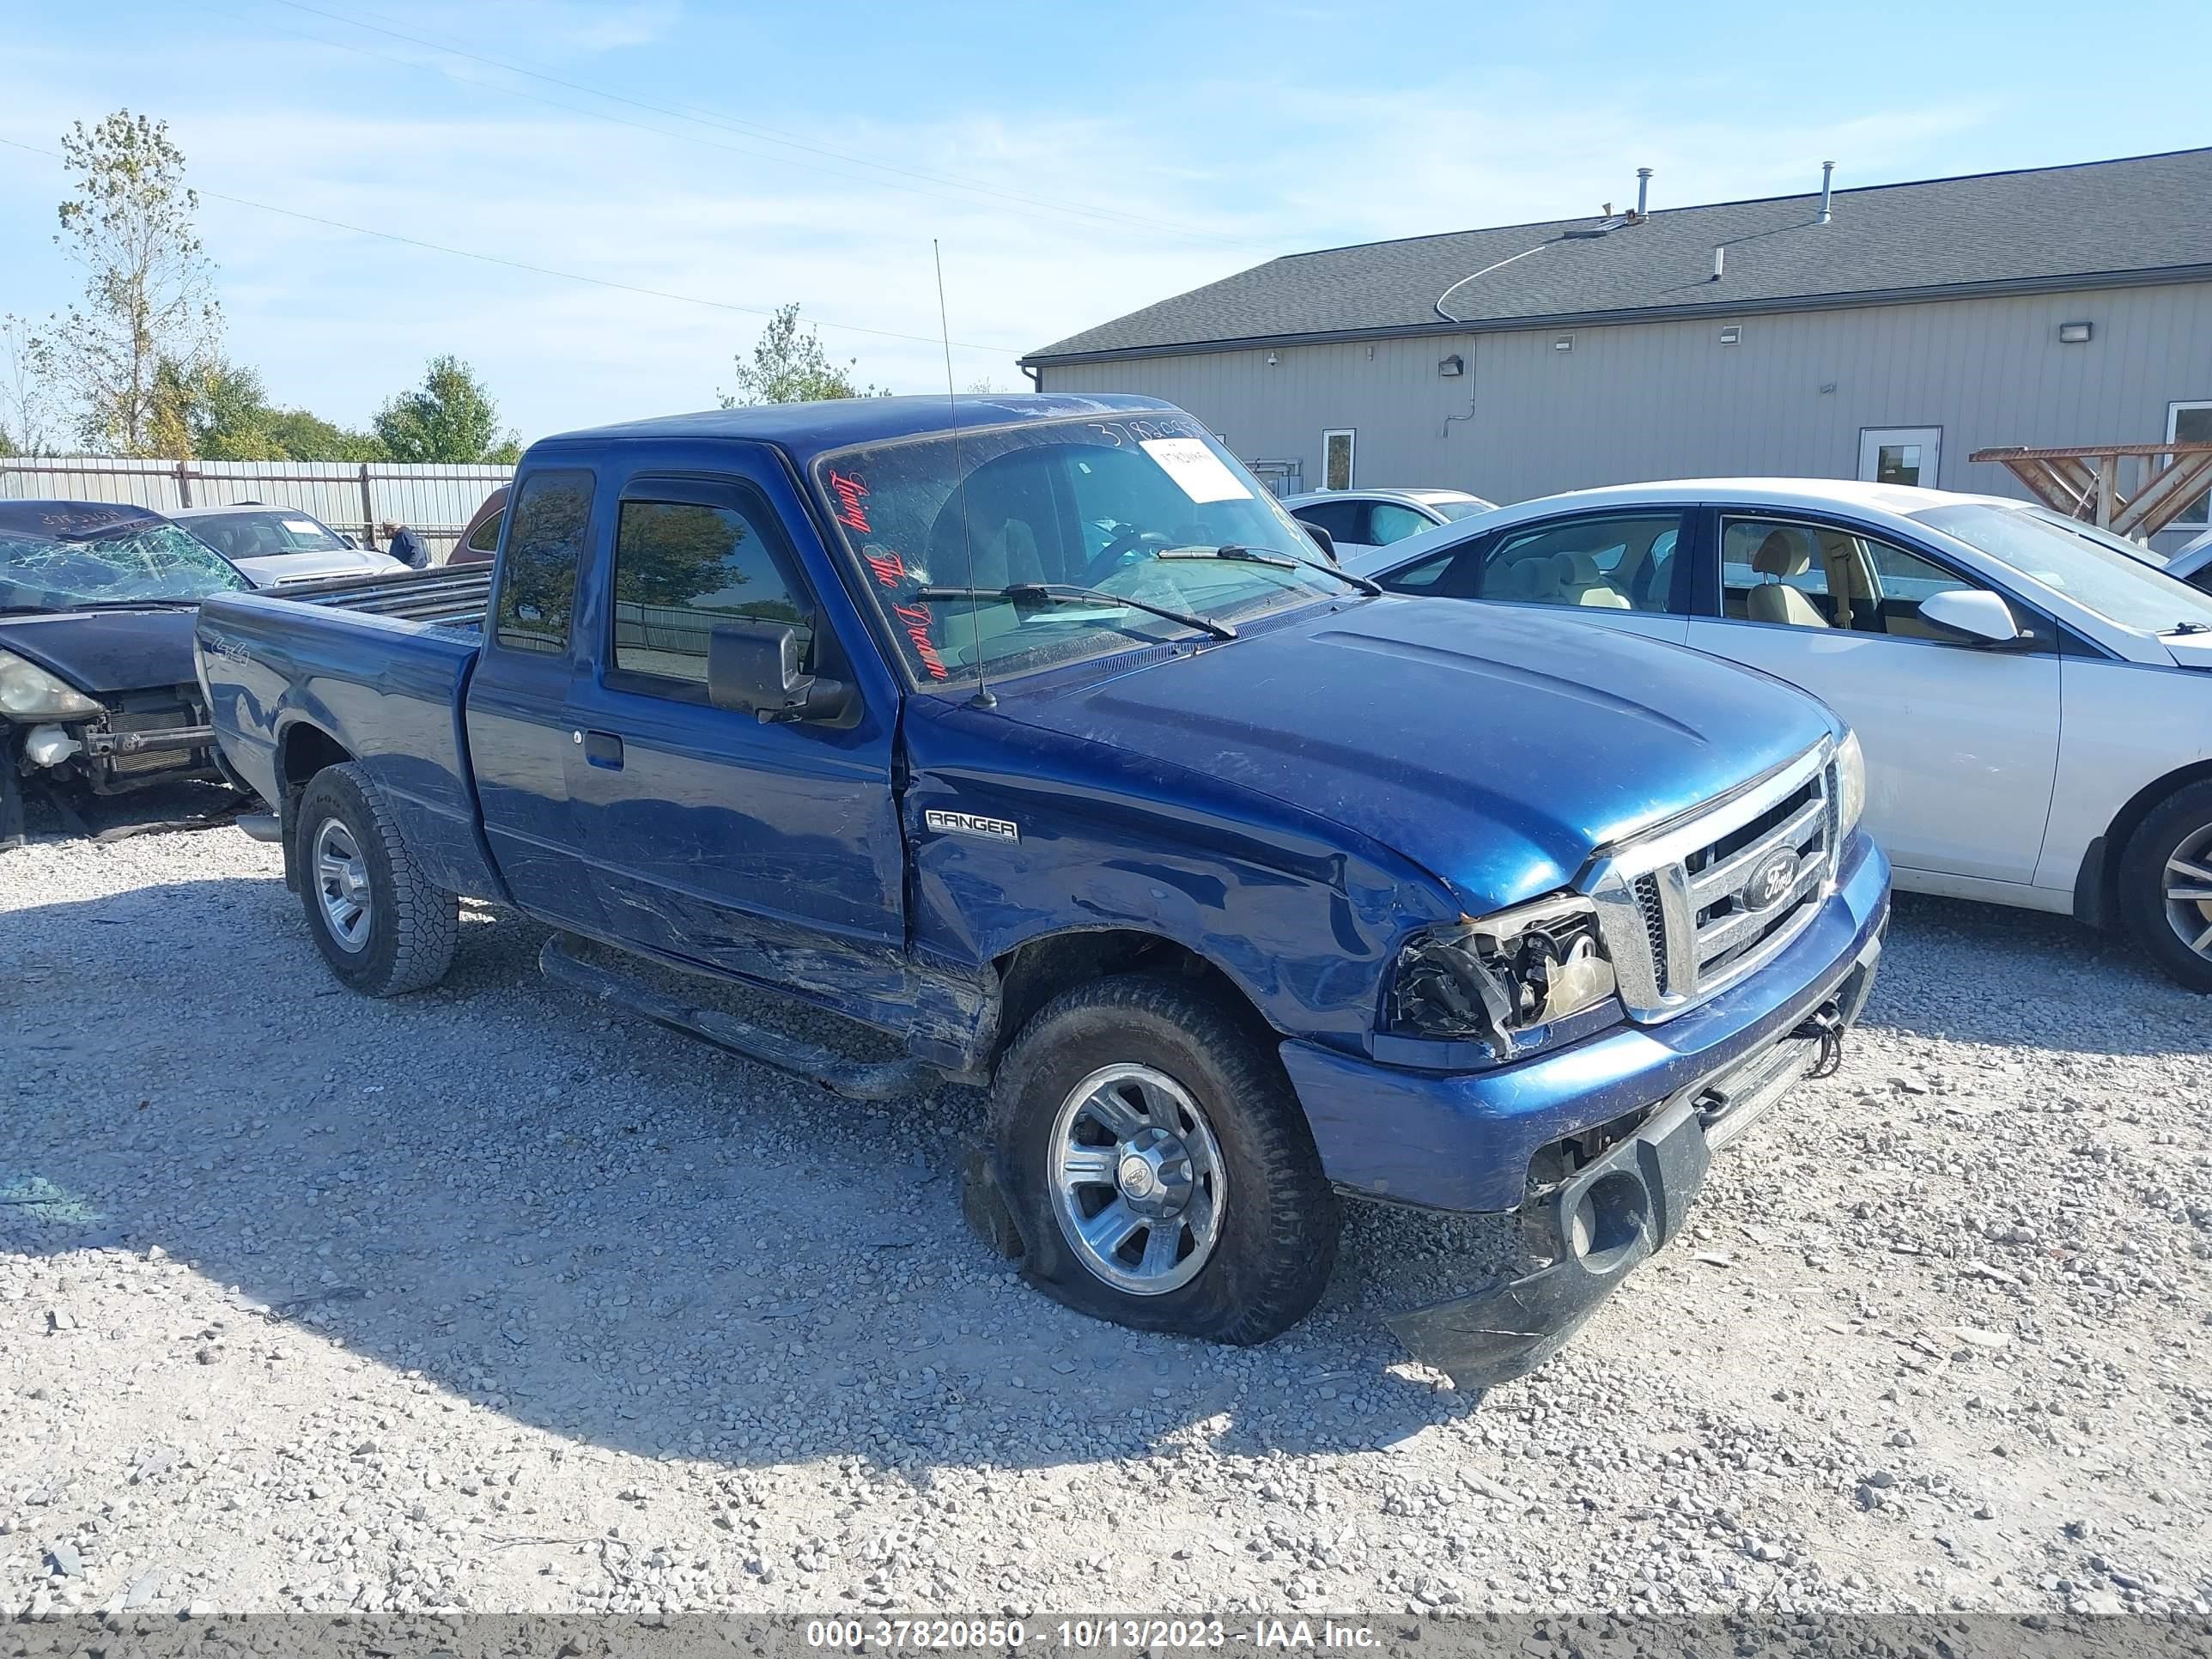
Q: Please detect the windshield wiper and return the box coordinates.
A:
[1154,544,1382,595]
[913,583,1237,641]
[2166,622,2211,635]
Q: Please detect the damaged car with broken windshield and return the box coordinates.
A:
[0,501,246,848]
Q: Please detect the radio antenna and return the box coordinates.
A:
[934,239,994,711]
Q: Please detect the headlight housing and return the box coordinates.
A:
[1834,729,1866,839]
[1388,892,1618,1061]
[0,649,102,720]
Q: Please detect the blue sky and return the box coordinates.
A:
[4,0,2209,444]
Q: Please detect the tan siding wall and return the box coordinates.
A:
[1039,282,2212,544]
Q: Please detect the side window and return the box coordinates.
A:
[465,507,504,554]
[1367,501,1432,545]
[1722,519,1833,628]
[611,495,811,690]
[1722,514,2033,642]
[493,471,593,654]
[1294,499,1368,544]
[1482,513,1684,612]
[1378,536,1488,598]
[1858,534,2037,643]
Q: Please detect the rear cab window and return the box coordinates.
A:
[492,470,596,654]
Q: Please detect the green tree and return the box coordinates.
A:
[718,304,884,407]
[150,356,271,459]
[50,111,222,456]
[374,354,517,463]
[263,407,387,463]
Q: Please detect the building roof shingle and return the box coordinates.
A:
[1025,149,2212,364]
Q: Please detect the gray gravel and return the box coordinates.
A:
[3,818,2208,1622]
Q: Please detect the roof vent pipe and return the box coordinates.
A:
[1711,246,1725,282]
[1635,167,1652,219]
[1818,161,1835,224]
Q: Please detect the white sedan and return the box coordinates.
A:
[1352,478,2212,990]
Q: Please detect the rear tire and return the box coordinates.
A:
[2118,780,2212,993]
[295,763,458,996]
[990,974,1339,1345]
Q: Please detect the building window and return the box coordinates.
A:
[2169,401,2212,525]
[1322,429,1355,492]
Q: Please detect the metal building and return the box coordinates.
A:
[1024,149,2212,553]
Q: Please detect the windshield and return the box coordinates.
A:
[813,413,1352,687]
[2021,506,2168,568]
[1431,498,1491,522]
[1911,501,2212,635]
[185,509,349,558]
[0,522,247,610]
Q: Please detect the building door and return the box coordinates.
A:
[1858,427,1942,489]
[1322,429,1355,491]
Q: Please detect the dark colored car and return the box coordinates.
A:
[0,501,247,848]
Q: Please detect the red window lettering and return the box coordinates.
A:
[866,548,906,587]
[893,602,950,681]
[827,470,872,533]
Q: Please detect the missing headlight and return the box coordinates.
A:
[1389,894,1617,1058]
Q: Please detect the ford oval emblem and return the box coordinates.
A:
[1744,848,1801,912]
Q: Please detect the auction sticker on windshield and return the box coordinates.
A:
[1140,437,1253,504]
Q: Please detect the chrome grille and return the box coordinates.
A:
[1585,743,1838,1023]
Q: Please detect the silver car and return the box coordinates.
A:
[1282,488,1494,555]
[170,504,406,587]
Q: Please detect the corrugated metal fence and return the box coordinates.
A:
[0,458,513,562]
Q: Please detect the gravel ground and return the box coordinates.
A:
[3,811,2208,1626]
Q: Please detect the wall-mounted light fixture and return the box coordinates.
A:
[1553,335,1573,353]
[1265,350,1279,366]
[1438,353,1465,378]
[2058,321,2093,344]
[1718,325,1741,346]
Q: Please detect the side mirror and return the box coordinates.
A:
[1919,587,2021,645]
[707,620,852,724]
[1300,520,1338,563]
[341,533,360,549]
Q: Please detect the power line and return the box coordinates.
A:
[0,134,1016,356]
[258,0,1274,252]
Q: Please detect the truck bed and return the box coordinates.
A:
[259,564,493,630]
[196,568,504,901]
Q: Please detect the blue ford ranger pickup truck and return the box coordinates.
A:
[195,393,1889,1383]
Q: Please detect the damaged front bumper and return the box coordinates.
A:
[1283,834,1890,1389]
[1385,936,1877,1387]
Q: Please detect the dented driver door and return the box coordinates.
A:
[559,443,912,1023]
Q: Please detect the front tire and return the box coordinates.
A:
[990,974,1339,1345]
[2118,780,2212,993]
[295,763,459,997]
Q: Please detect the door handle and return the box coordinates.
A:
[581,730,623,769]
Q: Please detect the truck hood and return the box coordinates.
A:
[0,606,199,698]
[232,549,407,586]
[997,598,1838,912]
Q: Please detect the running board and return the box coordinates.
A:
[537,933,933,1103]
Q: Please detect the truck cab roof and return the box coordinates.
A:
[534,392,1182,471]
